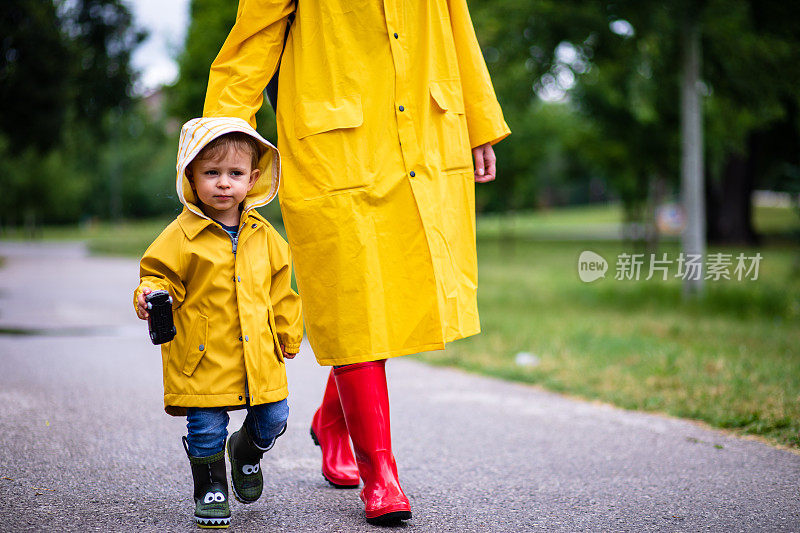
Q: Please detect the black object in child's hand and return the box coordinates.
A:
[146,290,176,345]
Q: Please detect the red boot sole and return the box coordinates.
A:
[366,510,412,525]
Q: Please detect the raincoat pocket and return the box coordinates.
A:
[323,0,367,14]
[293,94,369,198]
[295,95,363,140]
[430,79,472,172]
[181,314,208,377]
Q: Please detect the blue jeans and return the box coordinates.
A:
[185,399,289,457]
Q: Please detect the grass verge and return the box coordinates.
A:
[416,237,800,448]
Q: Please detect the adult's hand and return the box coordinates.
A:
[472,142,496,183]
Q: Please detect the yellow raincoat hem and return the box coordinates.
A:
[312,326,480,366]
[164,387,289,416]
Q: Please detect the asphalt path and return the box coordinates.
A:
[0,241,798,532]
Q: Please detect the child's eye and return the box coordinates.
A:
[204,170,219,176]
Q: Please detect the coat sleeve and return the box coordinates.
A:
[267,228,303,353]
[203,0,295,126]
[447,0,511,148]
[133,232,187,315]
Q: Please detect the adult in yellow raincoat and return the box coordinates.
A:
[204,0,510,524]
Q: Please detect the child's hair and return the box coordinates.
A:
[192,132,264,170]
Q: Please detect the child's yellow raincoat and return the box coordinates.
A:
[205,0,510,366]
[134,117,303,415]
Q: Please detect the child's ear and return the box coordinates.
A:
[248,168,261,191]
[185,168,195,189]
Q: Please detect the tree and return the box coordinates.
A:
[168,0,278,140]
[0,1,73,152]
[468,0,800,243]
[702,0,800,243]
[61,0,144,132]
[168,0,234,121]
[0,0,149,227]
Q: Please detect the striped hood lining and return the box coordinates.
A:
[176,117,281,218]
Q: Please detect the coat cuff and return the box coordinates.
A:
[466,96,511,149]
[133,280,167,314]
[279,335,302,354]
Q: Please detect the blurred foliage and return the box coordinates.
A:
[0,0,143,151]
[167,0,278,140]
[469,0,800,241]
[1,0,798,236]
[0,106,178,227]
[166,0,233,121]
[0,0,171,228]
[0,1,72,153]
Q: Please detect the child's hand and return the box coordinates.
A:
[136,288,152,320]
[281,344,297,359]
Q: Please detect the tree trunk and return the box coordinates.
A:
[706,137,759,245]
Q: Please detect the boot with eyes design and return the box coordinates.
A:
[184,438,231,529]
[227,422,285,503]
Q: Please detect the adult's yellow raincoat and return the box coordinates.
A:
[204,0,510,366]
[134,117,303,415]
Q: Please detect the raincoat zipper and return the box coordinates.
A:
[226,218,245,257]
[233,219,248,401]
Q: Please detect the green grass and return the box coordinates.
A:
[417,237,800,448]
[754,205,800,236]
[477,202,800,241]
[0,217,173,257]
[477,203,624,239]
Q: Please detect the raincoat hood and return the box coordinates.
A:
[176,117,281,217]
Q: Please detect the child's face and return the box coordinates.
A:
[188,147,260,226]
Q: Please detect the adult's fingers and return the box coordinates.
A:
[475,144,496,183]
[473,145,486,182]
[485,145,497,182]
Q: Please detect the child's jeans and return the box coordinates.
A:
[185,399,289,457]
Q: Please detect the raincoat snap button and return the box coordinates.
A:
[251,224,257,229]
[237,276,241,282]
[245,336,249,342]
[409,171,416,177]
[393,32,399,39]
[238,396,243,401]
[398,105,404,112]
[199,345,204,351]
[238,336,243,341]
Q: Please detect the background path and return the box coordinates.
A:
[0,241,798,532]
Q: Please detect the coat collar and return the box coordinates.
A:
[177,207,269,240]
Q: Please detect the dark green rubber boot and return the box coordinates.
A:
[227,423,285,504]
[184,437,231,529]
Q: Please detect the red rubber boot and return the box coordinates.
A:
[310,369,360,488]
[334,360,412,524]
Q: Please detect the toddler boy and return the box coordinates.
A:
[134,117,302,528]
